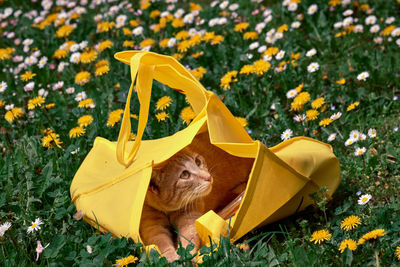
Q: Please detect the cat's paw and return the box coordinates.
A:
[163,250,180,263]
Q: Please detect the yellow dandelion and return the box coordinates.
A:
[42,131,62,149]
[95,65,110,76]
[220,71,238,90]
[0,48,12,60]
[159,38,170,48]
[129,20,140,27]
[79,50,98,64]
[395,246,400,261]
[97,40,113,52]
[69,126,86,138]
[329,0,341,6]
[78,98,94,108]
[140,38,155,49]
[172,53,183,60]
[28,96,45,110]
[336,78,346,85]
[122,27,132,36]
[290,102,303,112]
[340,215,361,231]
[0,99,4,108]
[20,71,36,82]
[264,47,279,56]
[190,2,202,11]
[311,97,325,109]
[383,25,396,36]
[107,109,124,127]
[150,10,160,18]
[191,52,204,59]
[75,71,91,85]
[338,239,357,253]
[172,18,184,28]
[45,103,55,109]
[78,115,94,127]
[55,25,74,38]
[235,117,248,128]
[347,101,360,111]
[190,67,207,80]
[4,107,24,123]
[203,32,215,42]
[358,229,386,245]
[211,35,224,45]
[319,118,333,127]
[243,32,258,40]
[97,21,115,33]
[240,65,255,75]
[115,255,138,267]
[155,112,169,122]
[177,40,190,53]
[180,106,196,125]
[309,229,332,245]
[252,60,271,76]
[123,40,135,48]
[291,52,301,60]
[53,49,68,59]
[295,83,304,92]
[140,0,150,10]
[234,22,249,32]
[156,96,172,111]
[277,24,288,33]
[95,59,109,68]
[188,34,202,46]
[294,92,311,105]
[306,109,319,121]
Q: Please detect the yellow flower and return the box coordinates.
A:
[235,117,248,128]
[95,65,110,76]
[177,40,190,53]
[319,118,333,127]
[190,2,202,11]
[123,40,135,48]
[5,107,24,122]
[347,101,360,111]
[53,49,68,59]
[336,78,346,85]
[97,21,115,33]
[45,103,55,109]
[156,96,172,110]
[140,0,150,9]
[277,24,288,33]
[107,109,124,127]
[20,71,36,81]
[42,130,62,148]
[191,52,204,59]
[189,34,202,46]
[340,216,361,231]
[252,60,271,76]
[155,112,169,122]
[290,101,303,112]
[129,20,140,27]
[115,255,138,267]
[311,97,325,109]
[190,67,207,80]
[0,99,4,108]
[291,52,301,60]
[203,32,215,42]
[240,65,255,75]
[78,98,94,108]
[140,38,155,49]
[75,71,91,85]
[159,38,170,48]
[243,32,258,40]
[172,53,183,60]
[95,59,109,68]
[309,229,332,244]
[234,22,249,32]
[79,50,98,64]
[69,126,86,138]
[329,0,341,6]
[122,27,132,36]
[97,40,113,52]
[0,48,12,60]
[306,109,319,121]
[293,92,311,105]
[172,18,184,28]
[295,83,304,92]
[395,246,400,261]
[78,115,94,127]
[338,239,357,253]
[28,96,45,110]
[383,25,396,36]
[55,25,74,38]
[180,106,196,125]
[358,229,386,245]
[150,10,160,18]
[211,35,224,45]
[264,47,279,56]
[220,71,238,90]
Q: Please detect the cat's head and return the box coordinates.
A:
[148,147,213,212]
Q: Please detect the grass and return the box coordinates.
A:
[0,0,400,266]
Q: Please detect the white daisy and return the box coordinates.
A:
[293,114,306,122]
[307,4,318,15]
[27,218,43,234]
[257,45,267,53]
[374,37,383,44]
[365,15,377,25]
[281,129,293,141]
[345,138,355,146]
[0,81,7,93]
[330,112,342,120]
[385,16,395,24]
[370,24,380,33]
[306,48,317,57]
[307,62,319,73]
[249,42,259,50]
[368,128,376,138]
[291,21,301,29]
[70,52,81,63]
[357,194,372,205]
[75,91,87,101]
[343,17,353,27]
[357,71,369,81]
[391,27,400,37]
[349,130,360,141]
[359,134,367,140]
[288,2,298,11]
[24,82,35,92]
[354,147,366,156]
[353,24,364,33]
[0,221,12,236]
[343,9,353,16]
[286,89,298,99]
[275,50,285,60]
[38,56,48,69]
[327,133,337,142]
[132,26,143,36]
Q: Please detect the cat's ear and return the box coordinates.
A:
[149,179,160,195]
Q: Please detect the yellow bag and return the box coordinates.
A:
[70,51,340,248]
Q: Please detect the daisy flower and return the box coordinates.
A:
[36,241,49,261]
[345,138,355,146]
[27,218,43,233]
[365,15,377,25]
[358,194,372,205]
[327,133,337,142]
[0,221,12,236]
[306,48,317,57]
[275,50,285,60]
[307,62,319,73]
[281,129,293,141]
[330,112,342,120]
[367,128,376,138]
[0,81,7,93]
[349,130,360,140]
[307,4,318,15]
[370,25,380,33]
[286,89,298,99]
[357,71,369,81]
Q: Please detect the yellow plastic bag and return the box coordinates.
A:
[70,51,340,247]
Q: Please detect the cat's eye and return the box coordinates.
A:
[180,170,191,179]
[195,157,202,167]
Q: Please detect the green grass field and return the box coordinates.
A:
[0,0,400,266]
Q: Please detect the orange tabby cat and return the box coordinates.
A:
[140,132,254,262]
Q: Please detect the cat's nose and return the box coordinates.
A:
[203,175,212,182]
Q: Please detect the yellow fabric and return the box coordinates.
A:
[70,51,341,248]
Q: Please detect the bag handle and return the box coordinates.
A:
[115,51,208,167]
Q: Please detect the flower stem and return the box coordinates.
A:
[374,249,380,267]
